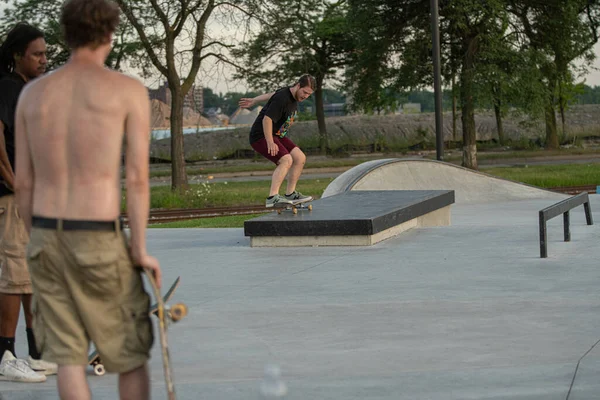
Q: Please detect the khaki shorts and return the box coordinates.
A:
[26,223,154,373]
[0,195,32,295]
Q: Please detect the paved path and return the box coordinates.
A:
[5,160,600,399]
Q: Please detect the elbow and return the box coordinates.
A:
[126,171,149,192]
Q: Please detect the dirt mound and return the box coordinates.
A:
[151,99,212,128]
[230,106,262,125]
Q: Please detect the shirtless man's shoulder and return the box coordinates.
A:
[19,65,147,113]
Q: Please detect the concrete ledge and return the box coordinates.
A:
[250,205,451,247]
[244,191,454,247]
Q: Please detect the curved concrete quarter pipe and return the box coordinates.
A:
[323,158,567,204]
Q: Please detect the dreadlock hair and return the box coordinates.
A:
[0,22,44,77]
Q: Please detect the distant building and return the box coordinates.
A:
[148,81,204,113]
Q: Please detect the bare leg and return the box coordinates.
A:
[119,364,150,400]
[22,294,33,328]
[58,365,91,400]
[269,155,293,197]
[285,147,307,195]
[0,294,21,337]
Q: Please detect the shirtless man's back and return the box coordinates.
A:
[21,56,139,221]
[14,1,161,399]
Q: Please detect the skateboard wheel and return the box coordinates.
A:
[292,207,298,215]
[94,364,106,376]
[277,209,282,214]
[170,303,188,322]
[308,205,313,211]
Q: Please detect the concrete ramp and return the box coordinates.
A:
[323,158,567,204]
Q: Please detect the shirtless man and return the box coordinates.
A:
[14,0,161,399]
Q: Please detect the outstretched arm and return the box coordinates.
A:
[239,92,275,109]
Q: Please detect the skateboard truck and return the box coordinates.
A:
[276,201,313,215]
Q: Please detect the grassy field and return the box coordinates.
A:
[484,163,600,187]
[144,178,335,209]
[141,162,600,229]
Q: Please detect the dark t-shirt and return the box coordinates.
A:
[249,87,298,144]
[0,73,26,197]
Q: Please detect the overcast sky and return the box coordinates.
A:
[1,4,599,93]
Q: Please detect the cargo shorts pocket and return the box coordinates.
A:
[74,250,121,298]
[121,297,154,357]
[0,248,30,285]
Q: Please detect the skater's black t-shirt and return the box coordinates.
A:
[0,73,26,198]
[249,87,298,144]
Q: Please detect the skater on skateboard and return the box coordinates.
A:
[14,0,161,399]
[239,74,316,208]
[0,22,58,381]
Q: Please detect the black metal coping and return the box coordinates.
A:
[244,190,455,237]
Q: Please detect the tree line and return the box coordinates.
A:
[207,84,600,118]
[1,0,599,189]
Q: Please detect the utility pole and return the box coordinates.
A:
[431,0,444,160]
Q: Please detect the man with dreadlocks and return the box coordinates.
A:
[0,22,56,382]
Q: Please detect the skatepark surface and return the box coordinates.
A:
[3,159,600,400]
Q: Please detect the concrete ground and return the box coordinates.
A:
[3,161,600,400]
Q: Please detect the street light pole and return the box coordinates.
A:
[430,0,444,161]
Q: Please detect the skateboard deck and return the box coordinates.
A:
[88,276,182,377]
[144,268,187,400]
[275,198,314,215]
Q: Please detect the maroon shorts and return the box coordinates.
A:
[251,136,298,164]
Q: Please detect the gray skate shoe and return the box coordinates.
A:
[284,191,313,205]
[266,194,294,208]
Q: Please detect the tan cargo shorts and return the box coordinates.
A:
[0,195,32,294]
[26,221,154,373]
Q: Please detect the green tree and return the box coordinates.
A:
[575,85,600,104]
[233,0,354,154]
[221,91,260,115]
[508,0,600,149]
[348,0,508,170]
[345,0,413,115]
[473,29,530,146]
[202,88,222,111]
[114,0,250,191]
[0,0,148,72]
